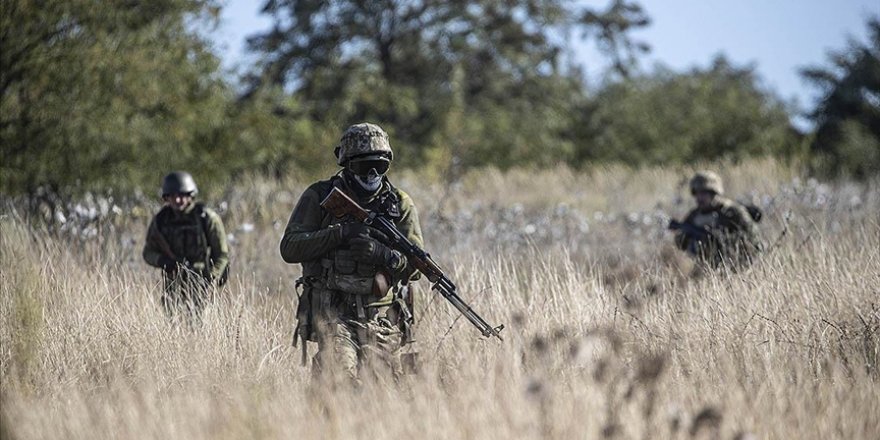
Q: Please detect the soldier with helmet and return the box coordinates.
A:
[669,171,762,270]
[280,123,423,386]
[143,171,230,322]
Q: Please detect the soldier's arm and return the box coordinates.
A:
[391,190,423,279]
[724,205,761,248]
[204,209,230,280]
[142,218,166,268]
[673,211,695,251]
[280,185,345,264]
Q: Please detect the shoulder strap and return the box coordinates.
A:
[193,202,209,231]
[378,179,402,218]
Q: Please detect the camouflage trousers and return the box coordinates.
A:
[309,289,404,387]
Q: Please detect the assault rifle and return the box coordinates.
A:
[148,226,179,262]
[147,226,199,276]
[321,187,505,341]
[667,219,711,240]
[668,219,717,256]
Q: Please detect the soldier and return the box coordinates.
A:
[280,122,422,386]
[669,171,762,270]
[143,171,230,323]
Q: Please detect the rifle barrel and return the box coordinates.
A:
[320,187,505,341]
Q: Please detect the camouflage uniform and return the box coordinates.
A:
[281,123,423,386]
[674,171,762,269]
[143,173,229,321]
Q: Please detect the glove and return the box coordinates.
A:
[339,222,393,244]
[339,222,371,242]
[158,256,177,274]
[349,235,397,267]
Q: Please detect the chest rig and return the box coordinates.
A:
[156,203,210,266]
[691,210,720,229]
[318,177,402,296]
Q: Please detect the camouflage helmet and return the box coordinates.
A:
[334,123,394,165]
[689,171,724,195]
[161,171,198,196]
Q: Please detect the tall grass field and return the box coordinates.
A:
[2,160,878,439]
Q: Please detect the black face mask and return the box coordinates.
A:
[343,169,384,197]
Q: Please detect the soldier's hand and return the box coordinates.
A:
[179,259,197,274]
[339,222,391,244]
[349,236,396,266]
[158,256,177,274]
[339,222,371,241]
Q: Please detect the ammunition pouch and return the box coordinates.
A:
[291,253,403,365]
[321,250,386,296]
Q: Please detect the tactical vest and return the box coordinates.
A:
[683,198,758,267]
[156,203,210,270]
[318,176,402,296]
[691,210,721,229]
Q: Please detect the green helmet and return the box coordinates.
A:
[161,171,198,196]
[689,171,723,195]
[334,123,394,165]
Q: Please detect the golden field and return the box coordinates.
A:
[2,160,878,439]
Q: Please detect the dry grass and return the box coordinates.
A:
[1,159,878,439]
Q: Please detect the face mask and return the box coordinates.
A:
[353,169,383,192]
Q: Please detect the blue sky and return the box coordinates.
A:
[210,0,878,126]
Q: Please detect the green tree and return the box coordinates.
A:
[246,0,649,169]
[580,0,651,79]
[574,55,804,166]
[0,0,232,196]
[801,16,880,178]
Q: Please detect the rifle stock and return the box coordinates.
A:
[320,187,504,341]
[149,224,178,261]
[320,188,370,222]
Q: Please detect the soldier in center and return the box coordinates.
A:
[280,123,423,386]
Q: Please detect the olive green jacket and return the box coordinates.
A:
[143,202,229,282]
[280,176,423,282]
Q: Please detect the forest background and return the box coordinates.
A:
[2,0,879,200]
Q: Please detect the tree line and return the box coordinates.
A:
[2,0,878,197]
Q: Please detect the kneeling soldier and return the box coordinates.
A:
[670,171,762,270]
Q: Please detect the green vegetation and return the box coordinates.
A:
[574,56,806,165]
[802,17,880,179]
[1,0,231,194]
[1,1,877,197]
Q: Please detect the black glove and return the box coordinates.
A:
[158,256,177,274]
[339,222,371,241]
[349,235,396,267]
[339,222,393,243]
